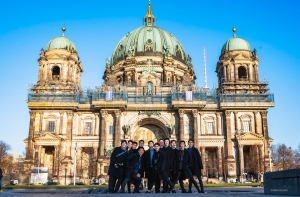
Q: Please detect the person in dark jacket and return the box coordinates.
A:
[148,143,176,193]
[173,141,201,193]
[132,141,138,153]
[187,139,204,193]
[0,167,3,192]
[144,141,155,193]
[161,138,175,193]
[170,140,178,183]
[108,140,128,193]
[119,147,145,193]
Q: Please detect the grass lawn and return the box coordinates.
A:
[3,183,261,190]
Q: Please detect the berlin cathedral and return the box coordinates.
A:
[24,1,274,184]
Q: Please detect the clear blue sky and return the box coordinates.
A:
[0,0,299,155]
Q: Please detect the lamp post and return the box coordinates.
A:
[268,142,272,172]
[73,142,77,185]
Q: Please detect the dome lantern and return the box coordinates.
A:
[46,27,77,52]
[144,0,155,26]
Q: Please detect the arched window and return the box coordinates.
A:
[238,66,247,80]
[52,66,60,80]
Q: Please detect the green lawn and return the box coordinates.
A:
[3,183,261,190]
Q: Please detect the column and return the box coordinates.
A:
[201,147,206,177]
[199,112,204,135]
[77,113,81,135]
[179,110,185,141]
[114,110,121,147]
[27,111,36,159]
[216,113,222,135]
[238,144,244,177]
[94,113,99,136]
[92,116,96,136]
[259,145,264,172]
[77,147,82,177]
[234,64,238,81]
[41,147,46,166]
[100,110,108,157]
[39,111,43,132]
[93,147,98,176]
[97,163,101,177]
[234,112,238,132]
[224,65,227,81]
[192,110,198,148]
[59,111,64,135]
[247,64,250,80]
[249,63,253,81]
[254,111,261,134]
[217,146,223,179]
[213,119,217,135]
[66,112,74,159]
[225,111,233,158]
[53,146,58,176]
[261,111,270,156]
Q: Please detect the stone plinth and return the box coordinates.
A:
[264,169,300,196]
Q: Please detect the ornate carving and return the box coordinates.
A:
[225,111,231,116]
[122,124,131,135]
[104,145,114,158]
[100,110,108,118]
[30,111,37,118]
[192,110,198,117]
[127,45,135,56]
[182,72,193,85]
[114,110,121,117]
[179,110,185,117]
[138,111,161,117]
[167,124,175,135]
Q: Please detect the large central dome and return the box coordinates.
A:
[110,2,187,65]
[111,26,187,64]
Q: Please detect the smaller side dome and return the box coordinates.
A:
[46,27,77,52]
[221,28,251,55]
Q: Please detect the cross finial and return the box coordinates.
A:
[149,0,151,5]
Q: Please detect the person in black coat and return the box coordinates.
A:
[108,140,128,193]
[161,138,175,192]
[148,143,176,193]
[119,147,145,193]
[172,141,201,193]
[187,139,204,193]
[144,141,155,193]
[170,140,178,183]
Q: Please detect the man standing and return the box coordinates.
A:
[171,140,177,150]
[119,147,145,193]
[132,142,138,153]
[159,139,164,149]
[144,141,155,193]
[162,138,174,193]
[149,143,175,193]
[0,167,3,192]
[187,139,204,193]
[173,141,201,193]
[108,140,128,193]
[138,140,144,148]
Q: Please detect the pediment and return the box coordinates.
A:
[236,132,264,141]
[140,72,159,80]
[33,132,64,142]
[232,53,251,61]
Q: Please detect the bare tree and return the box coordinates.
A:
[0,140,11,165]
[272,143,296,170]
[247,145,262,181]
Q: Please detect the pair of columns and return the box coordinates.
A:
[223,64,258,82]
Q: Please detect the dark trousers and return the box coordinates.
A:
[173,170,200,192]
[189,175,204,192]
[121,170,142,192]
[147,168,155,191]
[0,178,2,190]
[108,176,123,193]
[149,169,173,192]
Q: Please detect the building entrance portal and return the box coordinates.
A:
[132,124,166,149]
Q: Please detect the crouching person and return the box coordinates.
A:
[119,147,145,193]
[108,140,128,193]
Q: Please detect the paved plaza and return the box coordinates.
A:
[0,187,293,197]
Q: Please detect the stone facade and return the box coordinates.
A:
[24,3,274,184]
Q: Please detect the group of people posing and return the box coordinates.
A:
[108,138,204,193]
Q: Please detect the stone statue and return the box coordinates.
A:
[128,45,135,56]
[122,124,131,135]
[106,57,111,66]
[187,54,192,66]
[145,82,153,95]
[163,45,170,56]
[167,124,175,135]
[104,145,114,157]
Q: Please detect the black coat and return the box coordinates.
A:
[108,147,128,178]
[162,146,174,176]
[144,148,155,178]
[152,149,167,173]
[0,168,3,179]
[187,147,203,177]
[173,149,193,179]
[124,153,145,178]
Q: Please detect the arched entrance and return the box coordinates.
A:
[130,117,169,148]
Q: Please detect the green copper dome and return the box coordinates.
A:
[111,25,187,64]
[221,36,251,55]
[46,28,77,52]
[47,36,77,52]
